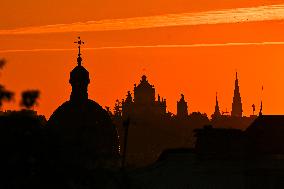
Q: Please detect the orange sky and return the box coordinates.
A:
[1,0,284,118]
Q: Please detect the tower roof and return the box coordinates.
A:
[212,92,221,118]
[231,72,243,117]
[69,37,90,85]
[69,65,90,85]
[136,75,153,89]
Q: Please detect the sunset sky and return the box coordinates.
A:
[1,0,284,118]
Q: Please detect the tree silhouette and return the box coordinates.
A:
[0,58,14,108]
[0,84,14,108]
[20,90,40,109]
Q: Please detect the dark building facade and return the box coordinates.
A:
[113,72,258,167]
[121,75,167,120]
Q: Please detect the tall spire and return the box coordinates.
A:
[74,36,85,66]
[231,72,243,117]
[212,92,221,119]
[259,85,264,116]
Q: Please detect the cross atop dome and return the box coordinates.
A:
[74,37,85,66]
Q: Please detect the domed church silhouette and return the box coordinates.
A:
[47,38,119,170]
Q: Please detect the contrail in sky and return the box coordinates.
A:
[0,4,284,35]
[1,42,284,53]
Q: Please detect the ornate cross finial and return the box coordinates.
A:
[74,37,85,66]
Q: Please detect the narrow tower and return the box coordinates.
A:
[231,72,243,117]
[212,92,221,119]
[177,94,188,118]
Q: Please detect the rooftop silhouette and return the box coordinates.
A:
[47,38,120,172]
[0,38,283,188]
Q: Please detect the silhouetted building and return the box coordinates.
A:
[245,115,284,155]
[210,90,255,130]
[231,72,243,117]
[113,73,258,167]
[195,114,284,157]
[126,147,284,189]
[177,94,188,118]
[194,125,244,157]
[121,75,166,119]
[47,40,119,170]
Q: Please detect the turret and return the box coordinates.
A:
[177,94,188,118]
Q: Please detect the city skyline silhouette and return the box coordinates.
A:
[2,2,284,118]
[0,51,269,120]
[1,1,284,188]
[0,37,283,188]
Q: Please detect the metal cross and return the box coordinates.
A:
[74,36,85,56]
[74,37,85,66]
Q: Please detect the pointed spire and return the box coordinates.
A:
[212,92,221,119]
[231,72,243,117]
[259,85,264,116]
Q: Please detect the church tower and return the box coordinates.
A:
[47,37,120,170]
[212,92,221,119]
[69,37,90,103]
[231,72,243,117]
[134,75,155,105]
[177,94,188,118]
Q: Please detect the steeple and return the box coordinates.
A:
[259,85,264,116]
[231,72,243,117]
[212,92,221,119]
[69,37,90,102]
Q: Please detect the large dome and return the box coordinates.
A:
[47,42,120,170]
[47,99,119,169]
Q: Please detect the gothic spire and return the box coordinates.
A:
[259,85,264,116]
[212,92,221,119]
[231,72,243,117]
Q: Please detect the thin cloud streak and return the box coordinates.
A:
[1,4,284,35]
[1,42,284,53]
